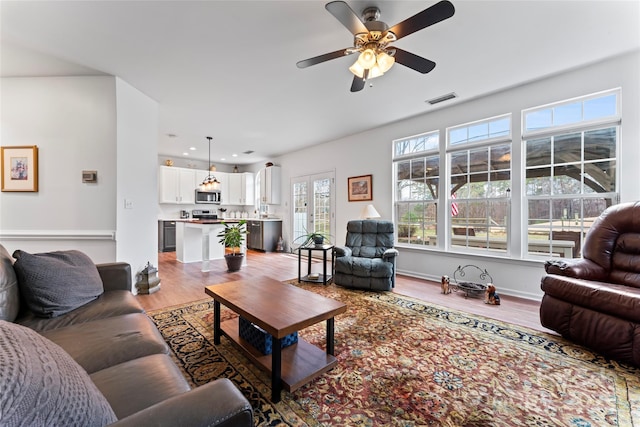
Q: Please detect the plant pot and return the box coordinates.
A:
[224,253,244,272]
[312,236,325,246]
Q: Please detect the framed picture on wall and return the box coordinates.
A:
[348,174,372,201]
[1,145,39,192]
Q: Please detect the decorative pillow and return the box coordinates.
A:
[12,249,104,318]
[0,245,20,322]
[0,320,118,426]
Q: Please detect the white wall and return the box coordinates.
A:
[0,75,160,291]
[269,50,640,300]
[115,78,159,292]
[0,76,118,261]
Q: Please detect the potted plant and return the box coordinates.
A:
[217,220,248,272]
[292,229,332,248]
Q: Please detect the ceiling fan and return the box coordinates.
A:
[296,1,455,92]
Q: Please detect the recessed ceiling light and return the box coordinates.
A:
[232,154,238,157]
[189,147,196,151]
[220,158,226,161]
[182,152,189,156]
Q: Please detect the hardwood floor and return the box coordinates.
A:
[137,250,554,334]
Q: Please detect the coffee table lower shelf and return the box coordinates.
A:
[221,319,337,392]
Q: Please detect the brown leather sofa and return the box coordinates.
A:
[0,244,253,426]
[540,201,640,367]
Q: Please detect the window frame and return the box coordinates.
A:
[522,89,621,260]
[391,88,621,261]
[522,88,621,140]
[446,114,513,254]
[393,130,440,248]
[447,113,512,149]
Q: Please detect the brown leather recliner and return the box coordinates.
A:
[540,201,640,367]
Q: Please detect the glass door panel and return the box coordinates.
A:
[291,172,335,249]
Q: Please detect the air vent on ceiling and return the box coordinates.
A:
[243,150,254,154]
[426,92,457,105]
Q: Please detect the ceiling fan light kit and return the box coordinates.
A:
[296,0,455,92]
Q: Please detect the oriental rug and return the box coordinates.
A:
[148,281,640,426]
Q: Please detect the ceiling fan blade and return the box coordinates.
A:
[393,48,436,74]
[350,73,366,92]
[325,1,368,35]
[297,48,354,69]
[388,0,455,40]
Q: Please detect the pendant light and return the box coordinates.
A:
[200,136,220,190]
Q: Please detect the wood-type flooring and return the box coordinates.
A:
[137,250,553,334]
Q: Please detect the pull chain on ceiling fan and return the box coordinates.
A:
[296,0,455,92]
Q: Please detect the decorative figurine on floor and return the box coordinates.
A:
[485,284,501,305]
[441,275,451,294]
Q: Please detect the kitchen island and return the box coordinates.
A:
[175,219,245,272]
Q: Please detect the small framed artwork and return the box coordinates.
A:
[348,174,372,202]
[1,145,39,192]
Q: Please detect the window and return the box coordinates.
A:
[524,89,620,259]
[393,131,439,246]
[391,89,621,261]
[524,92,618,132]
[448,115,512,253]
[449,115,511,146]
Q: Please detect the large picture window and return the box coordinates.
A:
[394,131,439,246]
[524,89,620,259]
[391,89,620,261]
[448,115,512,253]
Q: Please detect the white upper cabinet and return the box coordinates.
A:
[159,166,196,204]
[227,172,254,205]
[259,166,281,205]
[159,166,252,206]
[243,173,255,206]
[216,172,229,205]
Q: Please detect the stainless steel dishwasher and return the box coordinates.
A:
[247,220,282,251]
[248,220,262,250]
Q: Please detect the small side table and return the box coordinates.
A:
[298,244,335,285]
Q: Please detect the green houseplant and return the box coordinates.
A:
[292,228,332,248]
[217,220,248,272]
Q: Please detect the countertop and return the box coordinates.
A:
[159,218,282,223]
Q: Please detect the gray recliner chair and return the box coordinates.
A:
[333,220,399,291]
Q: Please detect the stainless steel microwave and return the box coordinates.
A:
[195,190,221,204]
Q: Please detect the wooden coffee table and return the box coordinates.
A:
[204,276,347,403]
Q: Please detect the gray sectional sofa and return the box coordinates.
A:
[0,244,253,426]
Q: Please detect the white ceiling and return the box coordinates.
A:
[1,1,639,165]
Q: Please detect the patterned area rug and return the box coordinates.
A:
[148,280,640,426]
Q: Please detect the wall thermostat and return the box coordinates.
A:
[82,170,97,183]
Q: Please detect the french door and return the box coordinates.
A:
[291,171,335,249]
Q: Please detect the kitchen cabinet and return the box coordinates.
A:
[259,166,281,205]
[216,172,229,204]
[247,220,282,252]
[227,172,254,205]
[158,220,176,252]
[176,221,229,272]
[159,166,196,204]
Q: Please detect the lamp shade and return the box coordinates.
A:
[368,64,384,79]
[361,204,381,219]
[376,51,395,73]
[357,49,377,69]
[349,61,365,78]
